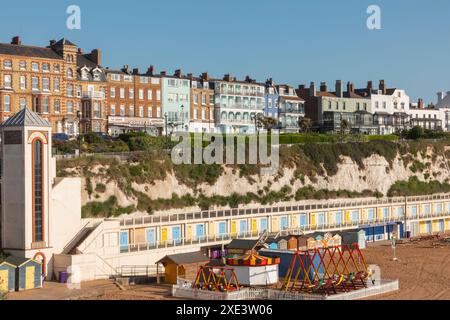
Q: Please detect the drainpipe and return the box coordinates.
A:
[404,196,408,239]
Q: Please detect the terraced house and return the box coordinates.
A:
[276,84,305,132]
[297,81,377,134]
[161,69,190,133]
[0,37,107,136]
[214,75,265,134]
[106,65,163,136]
[189,73,215,133]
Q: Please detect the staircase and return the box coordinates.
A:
[65,226,96,255]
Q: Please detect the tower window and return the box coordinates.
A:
[33,139,44,242]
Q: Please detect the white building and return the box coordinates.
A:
[214,75,265,134]
[0,108,82,277]
[436,91,450,131]
[356,80,410,134]
[409,99,445,131]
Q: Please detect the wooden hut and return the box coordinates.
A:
[226,239,261,256]
[156,251,209,284]
[0,259,16,293]
[5,256,42,291]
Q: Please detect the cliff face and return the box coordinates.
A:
[57,141,450,217]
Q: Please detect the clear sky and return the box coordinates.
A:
[1,0,449,102]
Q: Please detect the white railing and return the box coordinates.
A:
[82,91,105,99]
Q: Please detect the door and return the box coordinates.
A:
[318,213,325,227]
[231,221,237,236]
[411,206,417,219]
[239,220,247,236]
[335,212,342,226]
[172,226,181,244]
[218,222,226,237]
[299,214,307,228]
[251,219,258,234]
[0,269,8,292]
[119,231,129,251]
[196,224,205,240]
[280,216,288,230]
[439,220,445,232]
[260,218,268,232]
[161,227,168,242]
[25,266,35,290]
[146,228,156,246]
[426,221,432,234]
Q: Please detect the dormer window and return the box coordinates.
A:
[81,69,89,80]
[93,71,100,81]
[67,68,73,78]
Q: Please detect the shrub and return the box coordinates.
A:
[95,183,106,193]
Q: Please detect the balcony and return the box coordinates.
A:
[82,91,105,100]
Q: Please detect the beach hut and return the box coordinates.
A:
[340,230,366,249]
[225,253,280,286]
[156,251,210,284]
[0,259,16,293]
[226,239,261,256]
[5,256,42,291]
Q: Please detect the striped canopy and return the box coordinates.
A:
[226,253,280,267]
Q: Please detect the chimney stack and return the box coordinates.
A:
[245,75,253,83]
[367,80,373,91]
[147,65,155,76]
[11,36,21,45]
[320,82,328,92]
[174,69,182,78]
[202,72,209,81]
[347,81,355,93]
[309,82,316,97]
[335,80,343,97]
[418,98,424,109]
[90,49,101,65]
[77,48,84,54]
[187,73,193,79]
[223,74,232,82]
[160,71,167,76]
[379,79,386,94]
[132,68,139,75]
[49,39,56,46]
[298,84,305,90]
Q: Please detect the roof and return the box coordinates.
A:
[0,259,16,268]
[4,256,40,267]
[1,108,51,127]
[0,43,62,60]
[227,239,259,250]
[53,38,77,46]
[156,251,209,265]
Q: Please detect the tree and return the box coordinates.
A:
[298,117,312,133]
[257,116,279,134]
[407,126,424,140]
[340,119,352,141]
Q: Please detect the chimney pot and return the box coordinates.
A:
[160,71,167,76]
[320,82,328,92]
[379,80,386,94]
[309,82,316,97]
[147,65,155,75]
[132,68,139,75]
[174,69,182,77]
[335,80,343,97]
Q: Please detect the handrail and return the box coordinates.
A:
[118,193,450,228]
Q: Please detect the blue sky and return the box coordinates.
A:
[1,0,449,102]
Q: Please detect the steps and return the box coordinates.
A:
[67,227,95,255]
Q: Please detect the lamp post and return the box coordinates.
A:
[77,110,82,157]
[181,104,185,132]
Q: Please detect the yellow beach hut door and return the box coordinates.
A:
[0,269,8,292]
[26,266,35,289]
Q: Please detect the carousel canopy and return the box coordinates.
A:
[226,253,280,267]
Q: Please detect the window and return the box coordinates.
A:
[140,77,148,84]
[202,94,206,105]
[123,75,133,82]
[54,64,60,73]
[120,88,125,99]
[139,106,144,117]
[3,95,11,112]
[139,89,144,100]
[54,78,60,92]
[77,86,82,98]
[129,106,135,117]
[42,96,49,113]
[4,59,12,69]
[147,90,152,100]
[4,74,12,88]
[54,100,60,113]
[129,89,134,99]
[20,98,27,109]
[33,139,44,242]
[67,68,73,78]
[210,95,214,105]
[156,90,161,101]
[32,77,39,91]
[202,108,206,120]
[20,61,26,70]
[120,105,125,116]
[375,101,379,109]
[31,62,39,71]
[93,102,101,118]
[394,102,398,109]
[151,78,160,85]
[110,74,121,81]
[383,102,387,109]
[110,87,116,98]
[42,78,50,91]
[194,94,198,104]
[110,104,116,116]
[42,63,50,72]
[67,84,73,97]
[157,107,161,118]
[67,101,74,113]
[194,109,198,119]
[401,103,405,109]
[168,93,177,102]
[147,107,153,118]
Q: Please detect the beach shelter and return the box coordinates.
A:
[5,256,42,291]
[0,259,16,293]
[156,251,210,284]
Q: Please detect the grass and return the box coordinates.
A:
[387,177,450,197]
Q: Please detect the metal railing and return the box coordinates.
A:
[119,193,450,228]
